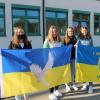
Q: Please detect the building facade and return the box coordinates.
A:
[0,0,100,48]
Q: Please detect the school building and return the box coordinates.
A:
[0,0,100,48]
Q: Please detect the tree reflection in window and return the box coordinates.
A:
[73,13,90,36]
[46,10,68,35]
[12,8,40,36]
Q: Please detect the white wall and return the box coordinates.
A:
[0,0,43,49]
[45,0,100,46]
[0,0,100,48]
[13,0,100,47]
[45,0,100,12]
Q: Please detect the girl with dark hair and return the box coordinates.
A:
[78,27,93,94]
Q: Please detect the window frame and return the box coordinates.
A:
[46,7,68,35]
[94,13,100,35]
[0,3,6,37]
[73,10,90,33]
[12,4,40,36]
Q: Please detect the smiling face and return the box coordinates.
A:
[52,28,58,38]
[67,28,73,37]
[48,25,61,42]
[81,27,88,36]
[16,28,24,35]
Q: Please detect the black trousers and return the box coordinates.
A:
[49,86,59,93]
[89,82,93,86]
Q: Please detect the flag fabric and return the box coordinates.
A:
[0,49,3,98]
[0,45,72,98]
[76,44,100,82]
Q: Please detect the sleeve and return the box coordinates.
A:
[43,39,49,48]
[8,41,13,49]
[61,42,64,47]
[90,38,93,46]
[72,36,77,46]
[63,38,67,46]
[77,39,81,46]
[28,41,32,49]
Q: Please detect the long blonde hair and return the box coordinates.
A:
[47,25,61,42]
[12,26,29,46]
[64,27,74,44]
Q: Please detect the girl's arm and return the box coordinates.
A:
[43,39,49,48]
[8,41,13,49]
[90,38,93,46]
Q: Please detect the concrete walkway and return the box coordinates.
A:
[2,84,100,100]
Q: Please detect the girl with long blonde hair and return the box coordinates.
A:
[8,26,32,100]
[9,26,32,49]
[43,25,62,100]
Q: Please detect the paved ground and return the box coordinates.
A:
[2,83,100,100]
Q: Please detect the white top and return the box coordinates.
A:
[19,43,24,48]
[48,41,62,48]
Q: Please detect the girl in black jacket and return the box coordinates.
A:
[8,26,32,100]
[9,27,32,49]
[63,27,78,92]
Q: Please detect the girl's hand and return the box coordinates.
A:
[74,43,77,47]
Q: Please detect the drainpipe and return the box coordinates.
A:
[42,0,46,42]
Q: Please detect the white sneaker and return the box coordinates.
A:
[54,90,62,97]
[49,93,58,100]
[65,84,71,92]
[72,85,78,91]
[88,86,93,94]
[81,84,87,90]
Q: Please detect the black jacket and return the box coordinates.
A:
[64,36,77,59]
[8,41,32,49]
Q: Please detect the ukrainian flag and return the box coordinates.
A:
[0,45,72,98]
[76,45,100,82]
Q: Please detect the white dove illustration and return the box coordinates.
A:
[29,51,54,86]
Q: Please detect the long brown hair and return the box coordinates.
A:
[64,27,74,44]
[12,26,29,46]
[79,27,91,38]
[47,25,61,42]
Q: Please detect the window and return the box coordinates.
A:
[46,9,68,35]
[94,14,100,35]
[12,5,40,36]
[0,6,5,36]
[73,11,90,34]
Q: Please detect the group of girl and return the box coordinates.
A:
[43,25,93,100]
[9,25,93,100]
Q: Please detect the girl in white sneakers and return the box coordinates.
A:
[63,27,78,92]
[43,25,63,100]
[78,27,93,94]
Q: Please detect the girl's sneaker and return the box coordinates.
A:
[54,90,62,96]
[72,84,78,91]
[49,93,58,100]
[65,84,71,92]
[81,84,87,90]
[88,86,93,94]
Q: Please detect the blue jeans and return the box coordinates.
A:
[70,59,76,83]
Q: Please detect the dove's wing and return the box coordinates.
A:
[30,64,49,86]
[43,51,54,72]
[30,64,42,75]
